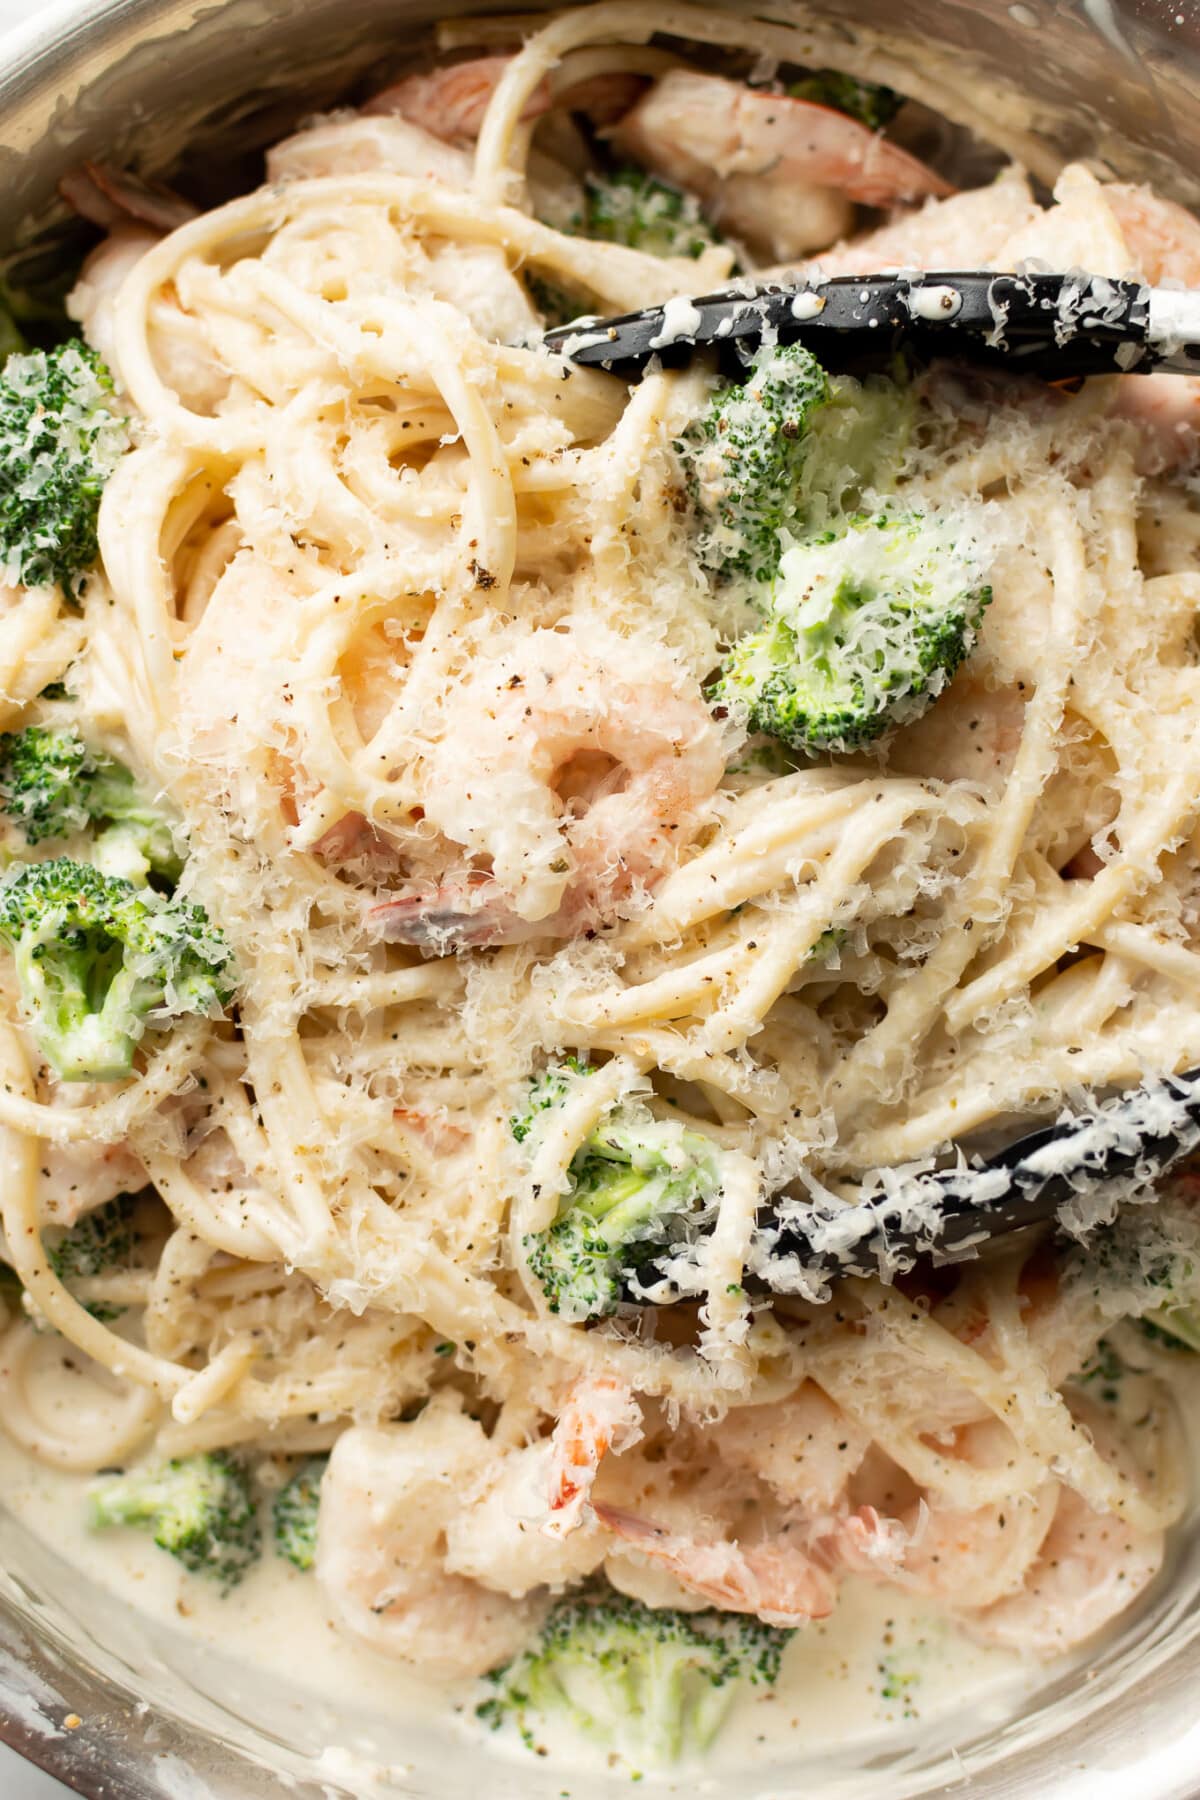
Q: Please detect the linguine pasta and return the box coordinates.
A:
[3,0,1200,1740]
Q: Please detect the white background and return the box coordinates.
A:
[0,1,114,1791]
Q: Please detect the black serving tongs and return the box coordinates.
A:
[623,1068,1200,1304]
[550,273,1200,1300]
[545,270,1200,381]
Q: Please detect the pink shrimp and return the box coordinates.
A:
[366,53,645,141]
[545,1375,643,1538]
[714,1382,871,1516]
[371,625,726,943]
[611,70,952,261]
[59,161,197,233]
[593,1500,836,1626]
[966,1483,1164,1656]
[838,1483,1059,1610]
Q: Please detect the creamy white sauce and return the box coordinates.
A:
[0,1427,1036,1783]
[3,1356,1200,1789]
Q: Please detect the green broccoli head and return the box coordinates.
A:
[0,858,235,1081]
[787,69,903,129]
[88,1452,261,1590]
[577,167,724,261]
[0,725,180,881]
[49,1194,137,1281]
[682,344,830,585]
[512,1062,723,1321]
[44,1191,138,1321]
[679,344,911,585]
[510,1055,594,1144]
[712,511,991,753]
[0,341,129,597]
[273,1456,327,1571]
[0,725,92,842]
[478,1584,793,1763]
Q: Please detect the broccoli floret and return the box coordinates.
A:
[88,1452,261,1590]
[45,1191,138,1321]
[679,344,910,585]
[788,69,903,129]
[712,511,990,753]
[0,858,235,1082]
[0,725,181,881]
[577,167,724,261]
[46,1192,136,1281]
[510,1055,594,1144]
[512,1063,723,1321]
[0,340,129,597]
[1140,1305,1200,1350]
[478,1585,793,1763]
[273,1456,327,1571]
[682,344,830,585]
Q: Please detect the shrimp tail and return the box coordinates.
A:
[545,1376,642,1538]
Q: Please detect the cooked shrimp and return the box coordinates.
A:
[374,625,726,935]
[992,164,1128,276]
[1114,375,1200,476]
[795,166,1039,277]
[267,114,474,188]
[713,1381,870,1516]
[315,1399,545,1677]
[69,226,228,410]
[611,70,952,262]
[444,1437,609,1598]
[1106,181,1200,285]
[67,227,159,383]
[966,1482,1164,1655]
[59,161,198,234]
[366,53,646,141]
[839,1482,1059,1609]
[593,1500,836,1626]
[545,1374,643,1537]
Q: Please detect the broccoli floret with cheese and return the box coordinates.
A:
[577,167,724,260]
[478,1584,793,1763]
[1060,1184,1200,1352]
[788,69,903,129]
[511,1062,723,1321]
[0,725,180,882]
[0,858,235,1082]
[0,341,129,596]
[509,1056,595,1145]
[679,344,910,585]
[681,344,830,585]
[88,1452,261,1590]
[273,1456,327,1571]
[712,511,990,753]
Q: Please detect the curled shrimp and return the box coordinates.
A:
[611,70,952,261]
[365,52,647,141]
[316,1398,549,1677]
[545,1374,643,1538]
[593,1500,836,1627]
[967,1482,1164,1655]
[838,1484,1060,1610]
[59,161,198,234]
[371,625,726,943]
